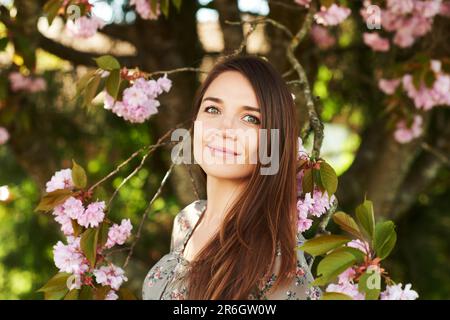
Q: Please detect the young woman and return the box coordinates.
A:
[142,55,321,300]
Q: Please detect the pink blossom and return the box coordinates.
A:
[66,15,106,38]
[326,281,365,300]
[314,4,351,26]
[378,78,401,95]
[0,127,9,145]
[93,264,128,290]
[77,201,105,228]
[53,204,74,236]
[156,73,172,93]
[297,193,314,233]
[402,72,450,110]
[394,115,423,144]
[46,168,74,192]
[310,25,336,50]
[363,32,390,52]
[103,74,171,123]
[294,0,312,8]
[347,239,371,255]
[297,137,308,160]
[105,219,133,249]
[8,72,47,93]
[130,0,161,20]
[387,0,415,15]
[311,189,335,217]
[105,290,119,300]
[380,283,419,300]
[440,1,450,17]
[338,267,356,284]
[53,237,89,275]
[431,59,442,73]
[414,0,441,18]
[61,196,85,220]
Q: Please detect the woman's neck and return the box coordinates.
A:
[202,175,247,227]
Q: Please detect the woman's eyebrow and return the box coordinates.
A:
[202,96,260,112]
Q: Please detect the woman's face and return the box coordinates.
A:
[193,71,262,180]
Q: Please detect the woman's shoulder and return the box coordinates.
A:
[170,199,207,252]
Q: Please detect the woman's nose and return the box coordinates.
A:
[219,117,238,140]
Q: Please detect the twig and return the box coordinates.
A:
[308,197,339,270]
[421,142,450,167]
[224,18,293,38]
[123,134,187,268]
[286,2,324,160]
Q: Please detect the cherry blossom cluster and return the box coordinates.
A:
[130,0,161,20]
[378,60,450,143]
[326,240,419,300]
[294,1,351,50]
[45,168,134,299]
[296,137,336,233]
[103,73,172,123]
[8,72,47,93]
[0,127,9,145]
[66,15,106,38]
[361,0,448,50]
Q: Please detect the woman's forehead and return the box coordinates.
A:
[203,71,259,108]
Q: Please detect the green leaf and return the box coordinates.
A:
[64,289,80,300]
[74,69,97,99]
[319,161,338,196]
[71,159,87,189]
[93,285,111,300]
[316,250,358,284]
[412,69,422,90]
[71,220,83,237]
[302,168,314,194]
[355,200,375,240]
[105,68,121,100]
[35,189,73,212]
[118,287,138,300]
[332,211,363,239]
[322,292,353,300]
[43,0,63,26]
[373,221,396,260]
[172,0,182,11]
[80,228,99,267]
[94,55,120,70]
[150,0,158,16]
[313,168,325,193]
[358,267,381,300]
[45,289,69,300]
[98,222,110,248]
[0,76,9,101]
[0,37,8,51]
[424,70,435,89]
[161,0,170,17]
[79,285,94,300]
[82,73,102,108]
[332,246,366,264]
[117,79,130,101]
[299,235,351,257]
[37,272,71,299]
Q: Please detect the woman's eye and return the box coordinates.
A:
[204,106,220,114]
[243,115,260,125]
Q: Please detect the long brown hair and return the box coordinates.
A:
[186,54,299,299]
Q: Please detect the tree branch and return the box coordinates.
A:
[38,33,139,67]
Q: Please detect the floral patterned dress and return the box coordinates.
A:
[142,199,322,300]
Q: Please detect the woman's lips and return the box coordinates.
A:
[206,144,240,156]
